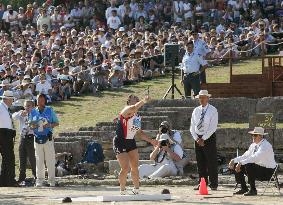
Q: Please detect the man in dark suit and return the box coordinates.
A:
[0,90,17,186]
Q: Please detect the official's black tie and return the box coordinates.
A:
[197,108,205,130]
[8,108,15,130]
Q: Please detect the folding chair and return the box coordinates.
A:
[261,164,281,195]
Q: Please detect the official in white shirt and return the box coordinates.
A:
[0,90,17,187]
[192,30,210,84]
[181,41,208,98]
[229,127,276,196]
[12,100,36,185]
[190,90,218,190]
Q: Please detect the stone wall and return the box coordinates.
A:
[147,97,283,123]
[55,97,283,164]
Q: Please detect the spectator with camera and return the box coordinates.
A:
[139,133,184,179]
[72,58,92,95]
[12,100,36,186]
[29,93,59,187]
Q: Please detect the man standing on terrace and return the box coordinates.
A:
[190,90,218,191]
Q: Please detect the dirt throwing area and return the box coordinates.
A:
[0,185,282,205]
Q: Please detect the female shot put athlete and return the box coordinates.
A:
[113,95,157,195]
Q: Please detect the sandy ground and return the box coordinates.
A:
[0,185,282,205]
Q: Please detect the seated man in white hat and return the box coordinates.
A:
[229,127,277,196]
[138,134,184,179]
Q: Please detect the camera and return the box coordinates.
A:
[160,139,169,147]
[160,126,168,134]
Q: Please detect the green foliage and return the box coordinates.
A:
[1,0,45,9]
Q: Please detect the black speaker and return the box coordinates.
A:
[164,44,179,67]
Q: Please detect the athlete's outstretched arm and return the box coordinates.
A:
[136,130,158,146]
[120,96,150,118]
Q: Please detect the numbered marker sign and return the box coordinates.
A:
[249,113,276,130]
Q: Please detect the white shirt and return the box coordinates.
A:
[172,130,182,144]
[181,51,207,74]
[130,3,138,13]
[121,114,141,140]
[0,101,13,129]
[216,24,225,34]
[2,10,18,23]
[157,143,183,167]
[70,8,83,21]
[105,7,119,20]
[174,1,184,13]
[194,39,211,57]
[233,139,276,169]
[12,110,34,136]
[36,81,52,95]
[183,2,192,18]
[118,4,127,18]
[107,16,121,30]
[190,104,218,141]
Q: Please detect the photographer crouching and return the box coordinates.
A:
[138,134,184,179]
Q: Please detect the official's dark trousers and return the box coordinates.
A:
[199,68,207,84]
[18,135,36,182]
[234,163,274,190]
[0,128,16,186]
[183,73,201,98]
[195,133,218,188]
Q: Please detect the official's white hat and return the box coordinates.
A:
[248,127,268,136]
[195,90,211,98]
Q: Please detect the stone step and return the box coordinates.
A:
[58,130,116,138]
[54,135,283,166]
[145,106,194,113]
[96,122,115,127]
[79,126,116,131]
[56,128,283,150]
[147,98,262,123]
[138,110,179,116]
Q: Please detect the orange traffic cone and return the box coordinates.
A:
[198,177,208,195]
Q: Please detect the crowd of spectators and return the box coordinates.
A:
[0,0,282,105]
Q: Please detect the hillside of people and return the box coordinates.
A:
[0,0,282,104]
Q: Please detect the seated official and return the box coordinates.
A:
[138,134,183,179]
[229,127,277,196]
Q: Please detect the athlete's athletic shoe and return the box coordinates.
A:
[132,188,140,195]
[120,189,129,195]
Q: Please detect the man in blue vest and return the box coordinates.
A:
[29,94,59,187]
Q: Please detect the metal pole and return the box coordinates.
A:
[229,49,232,82]
[172,64,175,99]
[272,129,275,147]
